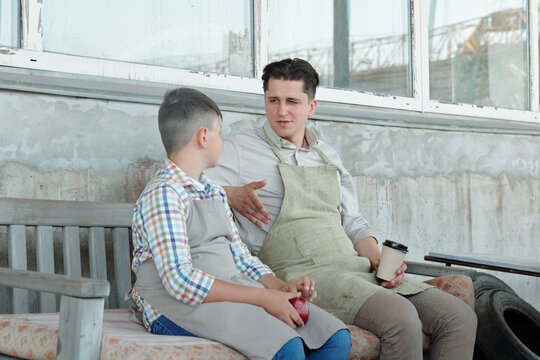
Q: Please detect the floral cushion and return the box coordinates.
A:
[423,274,475,308]
[0,275,473,360]
[346,326,380,360]
[0,310,246,360]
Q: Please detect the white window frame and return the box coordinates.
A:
[0,0,539,132]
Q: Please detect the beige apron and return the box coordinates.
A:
[257,131,431,325]
[133,198,346,360]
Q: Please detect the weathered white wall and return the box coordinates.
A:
[1,89,539,311]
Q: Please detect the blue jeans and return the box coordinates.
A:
[149,315,198,337]
[273,329,351,360]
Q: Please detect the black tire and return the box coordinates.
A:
[475,289,540,360]
[473,272,516,298]
[463,269,478,282]
[473,345,490,360]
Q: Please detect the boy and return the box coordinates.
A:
[130,88,351,359]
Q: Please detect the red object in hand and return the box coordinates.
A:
[289,297,309,324]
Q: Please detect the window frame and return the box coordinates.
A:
[0,0,539,132]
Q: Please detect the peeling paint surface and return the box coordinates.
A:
[1,91,163,178]
[313,121,540,179]
[0,90,539,312]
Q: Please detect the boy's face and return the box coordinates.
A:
[207,115,223,168]
[264,78,317,148]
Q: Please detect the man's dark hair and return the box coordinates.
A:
[262,58,320,100]
[158,88,222,156]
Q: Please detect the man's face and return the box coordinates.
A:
[264,78,317,148]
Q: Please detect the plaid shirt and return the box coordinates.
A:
[131,159,273,330]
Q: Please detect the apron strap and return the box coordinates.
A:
[312,147,333,166]
[263,128,334,166]
[263,128,286,163]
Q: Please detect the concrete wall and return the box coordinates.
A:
[1,89,539,311]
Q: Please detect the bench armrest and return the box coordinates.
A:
[405,260,476,278]
[0,267,109,298]
[0,267,108,360]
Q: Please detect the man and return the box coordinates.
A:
[205,58,477,359]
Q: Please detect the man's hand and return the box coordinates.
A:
[224,180,272,227]
[281,275,317,301]
[372,258,407,289]
[260,289,305,329]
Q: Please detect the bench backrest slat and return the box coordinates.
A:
[36,225,56,312]
[8,224,29,314]
[63,226,82,277]
[89,226,109,308]
[0,198,133,227]
[113,228,131,308]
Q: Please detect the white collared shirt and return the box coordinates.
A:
[204,122,377,255]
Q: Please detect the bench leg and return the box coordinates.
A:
[57,295,104,360]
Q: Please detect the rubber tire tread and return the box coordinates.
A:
[473,272,516,299]
[475,289,540,360]
[463,269,478,282]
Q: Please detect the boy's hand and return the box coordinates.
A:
[281,276,317,302]
[261,289,305,329]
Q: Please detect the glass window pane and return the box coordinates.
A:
[0,0,20,47]
[269,0,411,97]
[42,0,253,77]
[429,0,528,110]
[348,1,410,96]
[269,0,333,85]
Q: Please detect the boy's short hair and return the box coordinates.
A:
[262,58,320,100]
[158,88,222,156]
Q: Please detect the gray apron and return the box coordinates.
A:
[133,198,346,360]
[257,130,431,325]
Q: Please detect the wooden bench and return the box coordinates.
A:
[0,197,476,360]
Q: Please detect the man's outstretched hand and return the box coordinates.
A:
[224,180,272,227]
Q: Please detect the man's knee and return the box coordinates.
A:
[385,297,423,335]
[415,288,478,336]
[447,296,478,335]
[355,291,422,336]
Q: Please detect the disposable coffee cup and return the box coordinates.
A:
[376,240,408,281]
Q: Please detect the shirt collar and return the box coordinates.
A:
[165,159,208,192]
[262,121,319,150]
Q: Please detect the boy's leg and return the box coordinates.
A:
[354,290,423,360]
[149,315,198,337]
[407,287,477,360]
[272,337,305,360]
[306,329,351,360]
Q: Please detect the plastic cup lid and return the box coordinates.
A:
[383,240,408,253]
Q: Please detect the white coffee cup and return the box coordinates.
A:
[376,240,408,281]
